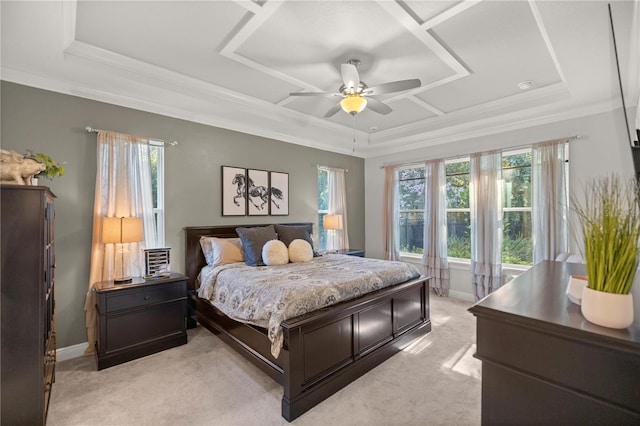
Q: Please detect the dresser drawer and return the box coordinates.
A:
[105,282,186,313]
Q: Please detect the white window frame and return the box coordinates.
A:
[398,165,426,256]
[317,167,329,251]
[501,148,533,267]
[444,157,471,261]
[395,148,537,268]
[150,141,165,247]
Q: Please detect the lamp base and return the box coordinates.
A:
[114,276,133,284]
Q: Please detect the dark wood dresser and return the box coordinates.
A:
[1,185,56,425]
[93,273,188,369]
[469,261,640,424]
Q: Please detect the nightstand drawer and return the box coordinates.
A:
[105,301,184,351]
[94,273,188,370]
[106,282,185,312]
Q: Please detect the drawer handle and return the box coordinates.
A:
[144,295,151,300]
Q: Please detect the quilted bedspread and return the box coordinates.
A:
[197,254,421,358]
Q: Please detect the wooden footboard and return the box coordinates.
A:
[184,225,432,421]
[280,275,431,421]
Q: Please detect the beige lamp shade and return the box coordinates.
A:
[323,214,343,230]
[102,217,143,244]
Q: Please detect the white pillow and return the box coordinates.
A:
[262,240,289,266]
[289,239,313,263]
[200,236,244,267]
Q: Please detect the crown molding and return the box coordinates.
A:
[5,62,618,161]
[361,99,620,158]
[1,66,365,157]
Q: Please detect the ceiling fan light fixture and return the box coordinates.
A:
[340,94,367,115]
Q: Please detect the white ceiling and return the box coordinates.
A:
[1,0,638,158]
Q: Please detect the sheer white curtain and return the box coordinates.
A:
[532,140,568,263]
[327,167,349,250]
[470,151,503,301]
[83,131,157,355]
[383,165,400,260]
[423,160,450,296]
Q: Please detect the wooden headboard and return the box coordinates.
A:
[184,223,313,291]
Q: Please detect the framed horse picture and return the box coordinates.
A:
[247,169,270,216]
[269,171,289,215]
[221,166,247,216]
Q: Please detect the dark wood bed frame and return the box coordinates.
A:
[184,223,432,422]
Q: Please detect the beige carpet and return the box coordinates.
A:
[48,296,480,426]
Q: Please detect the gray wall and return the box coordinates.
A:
[1,81,365,348]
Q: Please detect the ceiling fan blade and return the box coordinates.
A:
[365,97,393,115]
[324,103,342,118]
[363,79,421,96]
[341,63,360,92]
[289,91,340,97]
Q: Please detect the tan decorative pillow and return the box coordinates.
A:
[199,236,244,267]
[288,239,313,263]
[262,240,289,266]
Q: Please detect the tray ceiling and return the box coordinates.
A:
[1,0,638,157]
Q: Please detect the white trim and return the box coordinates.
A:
[400,253,422,262]
[61,0,77,50]
[2,64,626,161]
[448,290,475,302]
[57,342,88,362]
[528,0,566,84]
[421,0,482,31]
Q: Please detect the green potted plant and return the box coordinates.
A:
[572,175,640,328]
[24,150,66,182]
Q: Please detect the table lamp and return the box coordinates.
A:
[323,214,343,251]
[102,216,143,283]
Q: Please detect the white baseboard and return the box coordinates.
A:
[448,290,475,302]
[57,342,88,362]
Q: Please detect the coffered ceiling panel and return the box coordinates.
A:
[417,0,564,112]
[1,0,637,157]
[401,0,464,23]
[234,0,456,95]
[75,1,300,103]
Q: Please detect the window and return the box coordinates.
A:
[443,151,533,264]
[395,148,534,264]
[398,167,425,254]
[502,150,532,265]
[150,142,165,246]
[445,159,471,259]
[317,167,329,251]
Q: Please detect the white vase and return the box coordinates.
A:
[581,287,634,329]
[566,275,588,305]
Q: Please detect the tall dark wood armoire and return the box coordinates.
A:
[1,185,56,425]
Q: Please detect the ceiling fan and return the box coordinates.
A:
[289,59,421,118]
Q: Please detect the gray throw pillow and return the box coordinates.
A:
[236,225,278,267]
[274,224,319,256]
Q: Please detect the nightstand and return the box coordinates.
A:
[93,273,188,370]
[336,249,365,257]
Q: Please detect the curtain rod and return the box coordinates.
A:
[316,164,349,173]
[379,134,581,169]
[85,126,178,146]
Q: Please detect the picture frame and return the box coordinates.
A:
[269,171,289,215]
[247,169,270,216]
[221,166,247,216]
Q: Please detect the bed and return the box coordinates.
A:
[184,223,432,421]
